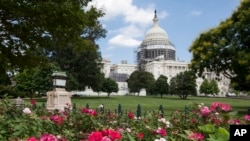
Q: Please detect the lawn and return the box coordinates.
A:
[28,95,250,118]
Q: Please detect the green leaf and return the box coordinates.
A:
[127,133,136,141]
[227,111,238,116]
[214,127,230,141]
[198,124,216,134]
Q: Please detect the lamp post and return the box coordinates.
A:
[46,71,72,111]
[52,72,67,88]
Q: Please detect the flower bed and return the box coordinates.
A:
[0,98,249,141]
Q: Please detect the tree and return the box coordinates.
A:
[51,48,105,91]
[154,75,169,98]
[210,79,220,95]
[0,0,106,83]
[170,71,197,99]
[189,0,250,91]
[199,79,220,96]
[101,78,118,98]
[14,64,58,98]
[199,79,210,96]
[169,77,177,96]
[127,70,155,95]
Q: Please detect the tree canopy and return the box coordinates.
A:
[199,79,219,96]
[169,71,197,99]
[0,0,106,77]
[189,0,250,91]
[154,75,169,98]
[127,70,155,95]
[101,78,118,98]
[0,0,107,92]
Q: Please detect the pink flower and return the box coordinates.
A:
[220,103,232,112]
[210,102,232,112]
[26,137,38,141]
[188,132,204,141]
[244,115,250,121]
[156,128,167,137]
[41,115,47,120]
[40,134,58,141]
[200,106,211,116]
[101,136,111,141]
[210,102,221,112]
[228,119,241,125]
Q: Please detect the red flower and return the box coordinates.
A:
[212,118,221,125]
[81,108,97,116]
[137,132,144,140]
[127,112,135,119]
[88,131,103,141]
[49,115,64,125]
[88,129,122,141]
[190,118,197,124]
[30,99,36,105]
[40,134,58,141]
[228,119,241,125]
[26,137,38,141]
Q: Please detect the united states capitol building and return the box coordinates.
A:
[101,11,230,97]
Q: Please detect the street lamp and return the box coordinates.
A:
[46,71,72,111]
[52,71,67,88]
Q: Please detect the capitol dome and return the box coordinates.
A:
[137,10,176,70]
[144,16,169,42]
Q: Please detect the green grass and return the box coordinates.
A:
[27,95,250,117]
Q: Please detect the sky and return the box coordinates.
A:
[88,0,241,65]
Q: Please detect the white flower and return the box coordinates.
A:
[165,121,171,128]
[23,108,31,114]
[126,128,131,132]
[158,118,166,123]
[57,135,62,139]
[155,138,166,141]
[135,116,141,120]
[99,104,104,108]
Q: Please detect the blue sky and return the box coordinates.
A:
[89,0,241,64]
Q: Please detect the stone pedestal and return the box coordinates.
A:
[46,88,72,111]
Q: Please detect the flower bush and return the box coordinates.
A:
[0,97,249,141]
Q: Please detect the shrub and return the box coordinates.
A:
[0,97,249,141]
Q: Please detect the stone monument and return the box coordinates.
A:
[46,71,72,111]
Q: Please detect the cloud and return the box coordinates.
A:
[108,34,141,48]
[189,10,202,16]
[89,0,168,49]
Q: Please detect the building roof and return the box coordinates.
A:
[143,10,169,42]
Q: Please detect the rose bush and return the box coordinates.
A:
[0,97,249,141]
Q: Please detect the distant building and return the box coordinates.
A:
[137,10,176,70]
[101,10,230,96]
